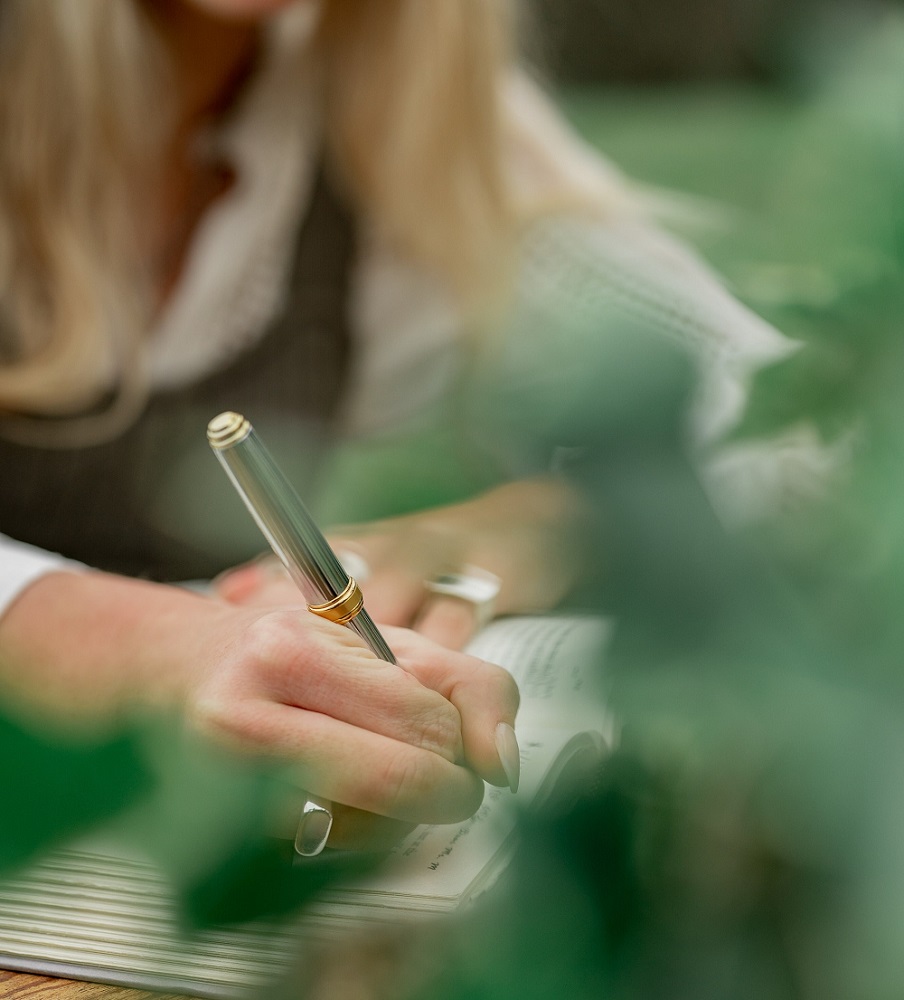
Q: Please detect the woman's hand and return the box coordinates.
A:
[0,570,519,851]
[216,476,585,650]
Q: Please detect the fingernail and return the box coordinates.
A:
[495,722,521,794]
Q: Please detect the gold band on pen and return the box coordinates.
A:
[308,577,364,625]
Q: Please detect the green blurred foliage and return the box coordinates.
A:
[0,716,150,872]
[0,709,365,930]
[281,8,904,1000]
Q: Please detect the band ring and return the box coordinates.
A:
[336,549,372,584]
[424,565,502,631]
[294,796,333,857]
[308,577,364,625]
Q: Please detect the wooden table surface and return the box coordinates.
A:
[0,971,187,1000]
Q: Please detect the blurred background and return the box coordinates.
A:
[528,0,791,83]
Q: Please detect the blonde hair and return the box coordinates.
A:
[0,0,165,436]
[315,0,516,310]
[0,0,606,436]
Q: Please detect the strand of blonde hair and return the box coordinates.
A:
[315,0,518,317]
[0,0,163,442]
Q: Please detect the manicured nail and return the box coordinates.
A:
[495,722,521,794]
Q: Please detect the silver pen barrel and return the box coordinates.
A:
[207,411,395,664]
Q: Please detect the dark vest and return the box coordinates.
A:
[0,169,354,581]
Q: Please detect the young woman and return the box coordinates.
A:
[0,0,788,848]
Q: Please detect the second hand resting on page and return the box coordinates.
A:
[216,477,585,650]
[0,570,520,852]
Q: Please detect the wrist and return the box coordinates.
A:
[0,570,228,728]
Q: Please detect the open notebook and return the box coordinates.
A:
[0,614,612,998]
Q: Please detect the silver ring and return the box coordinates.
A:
[336,549,371,584]
[424,565,502,631]
[294,796,333,857]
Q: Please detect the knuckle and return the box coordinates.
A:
[468,658,520,711]
[188,688,268,752]
[231,611,336,702]
[377,747,436,817]
[239,610,297,665]
[492,663,521,713]
[406,698,463,762]
[374,744,484,825]
[447,657,521,717]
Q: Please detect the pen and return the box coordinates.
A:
[206,411,395,662]
[206,410,396,856]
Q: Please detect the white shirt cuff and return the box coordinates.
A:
[0,535,86,620]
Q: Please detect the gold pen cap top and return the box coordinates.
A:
[207,411,251,450]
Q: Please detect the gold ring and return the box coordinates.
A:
[308,577,364,625]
